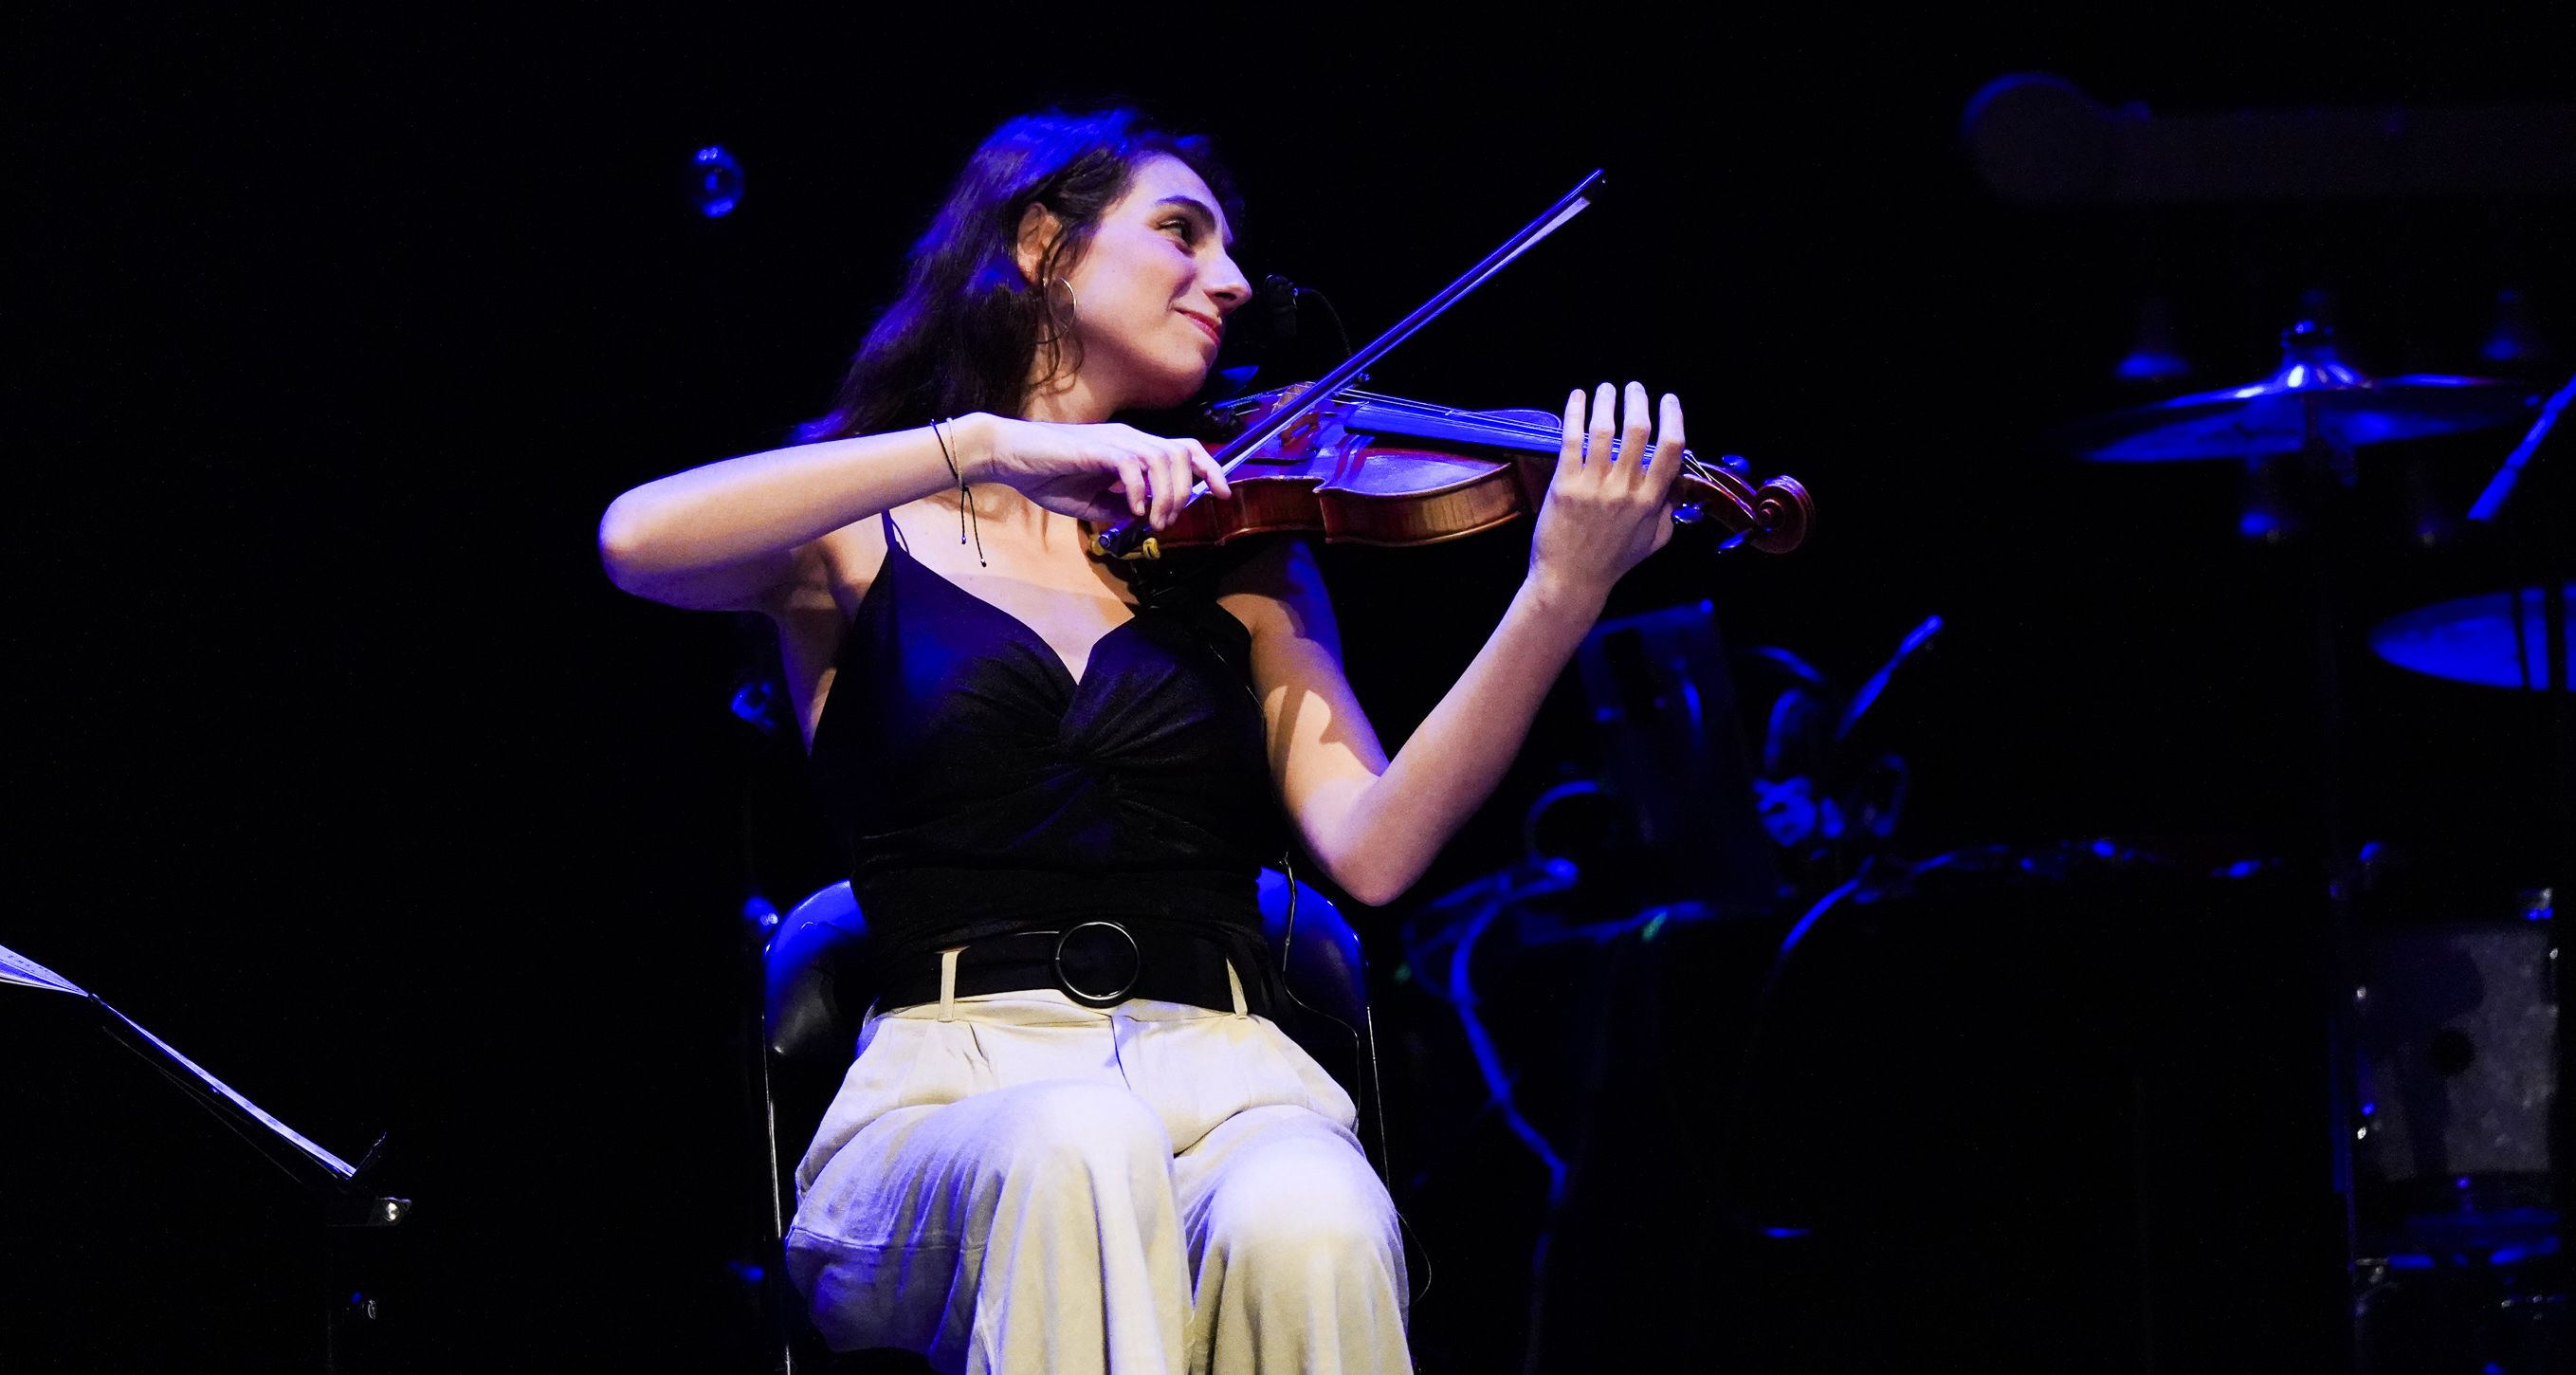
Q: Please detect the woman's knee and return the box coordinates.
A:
[1201,1138,1398,1276]
[978,1078,1172,1181]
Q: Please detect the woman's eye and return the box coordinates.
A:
[1162,219,1197,244]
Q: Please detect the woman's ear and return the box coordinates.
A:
[1014,202,1063,285]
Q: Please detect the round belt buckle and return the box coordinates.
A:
[1053,921,1142,1007]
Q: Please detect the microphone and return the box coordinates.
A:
[1259,274,1301,347]
[1259,273,1357,361]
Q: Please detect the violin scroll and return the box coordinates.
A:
[1676,455,1814,555]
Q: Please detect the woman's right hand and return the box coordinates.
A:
[960,413,1231,530]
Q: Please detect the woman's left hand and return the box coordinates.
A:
[1526,381,1687,603]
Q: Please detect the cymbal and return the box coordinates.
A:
[2067,322,2543,462]
[2369,585,2574,690]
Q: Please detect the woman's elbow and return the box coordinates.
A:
[595,493,660,595]
[1342,874,1407,909]
[1318,849,1414,908]
[1295,778,1416,906]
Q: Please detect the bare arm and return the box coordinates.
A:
[1223,542,1605,907]
[596,422,970,613]
[1222,382,1685,907]
[596,412,1235,613]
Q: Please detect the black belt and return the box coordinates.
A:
[877,921,1248,1015]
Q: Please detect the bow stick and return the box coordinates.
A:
[1093,170,1605,560]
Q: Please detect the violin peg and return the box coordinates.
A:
[1716,527,1752,554]
[1673,502,1706,525]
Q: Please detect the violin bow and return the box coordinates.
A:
[1094,170,1606,561]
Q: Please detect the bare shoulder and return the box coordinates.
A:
[755,514,884,614]
[762,516,893,695]
[1213,535,1386,789]
[794,516,894,613]
[1215,537,1338,644]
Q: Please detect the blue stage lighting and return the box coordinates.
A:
[2371,586,2576,689]
[2488,1238,2560,1267]
[693,146,743,218]
[729,680,777,731]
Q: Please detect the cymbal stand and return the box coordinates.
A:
[2282,375,2371,1368]
[2065,324,2561,1366]
[2464,372,2574,1259]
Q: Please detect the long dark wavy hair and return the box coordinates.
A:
[795,108,1242,445]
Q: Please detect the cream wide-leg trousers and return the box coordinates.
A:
[785,956,1410,1375]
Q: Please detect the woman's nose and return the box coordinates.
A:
[1206,251,1252,316]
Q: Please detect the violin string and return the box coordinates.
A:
[1337,391,1611,449]
[1337,390,1735,476]
[1338,389,1708,458]
[1212,394,1749,539]
[1259,391,1744,502]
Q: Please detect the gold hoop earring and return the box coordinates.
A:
[1046,274,1080,334]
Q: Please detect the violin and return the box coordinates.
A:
[1093,383,1813,560]
[1090,171,1814,569]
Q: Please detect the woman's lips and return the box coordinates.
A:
[1179,311,1222,346]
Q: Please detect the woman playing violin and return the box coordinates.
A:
[598,107,1688,1374]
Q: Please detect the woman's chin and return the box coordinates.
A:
[1132,366,1213,412]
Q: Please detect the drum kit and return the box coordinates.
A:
[2064,320,2571,1368]
[1387,310,2568,1367]
[2063,318,2568,689]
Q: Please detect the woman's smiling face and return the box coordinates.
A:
[1047,154,1251,412]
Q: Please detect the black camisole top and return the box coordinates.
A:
[806,511,1291,991]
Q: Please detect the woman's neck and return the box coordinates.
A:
[1019,372,1119,425]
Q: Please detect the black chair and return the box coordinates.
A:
[758,871,1389,1370]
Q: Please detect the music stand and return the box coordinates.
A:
[3,942,410,1372]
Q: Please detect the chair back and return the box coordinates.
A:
[762,881,874,1170]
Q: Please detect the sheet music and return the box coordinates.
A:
[103,1005,359,1180]
[0,943,85,996]
[4,941,361,1182]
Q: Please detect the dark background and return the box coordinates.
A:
[10,8,2569,1371]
